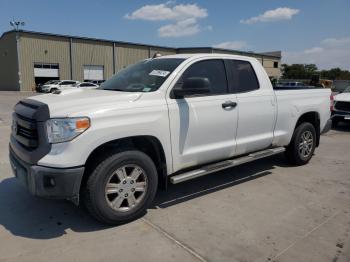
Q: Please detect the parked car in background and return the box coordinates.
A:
[75,82,99,89]
[274,81,314,89]
[91,80,105,86]
[9,54,332,224]
[36,80,60,92]
[332,86,350,127]
[39,80,80,93]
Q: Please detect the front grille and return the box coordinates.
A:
[11,98,51,165]
[14,114,39,149]
[335,101,350,112]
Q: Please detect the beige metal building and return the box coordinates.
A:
[0,30,281,91]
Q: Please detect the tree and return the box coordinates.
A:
[281,64,350,80]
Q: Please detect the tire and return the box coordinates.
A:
[50,88,57,93]
[285,122,316,165]
[83,150,158,225]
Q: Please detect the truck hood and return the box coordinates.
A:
[335,92,350,102]
[29,89,143,117]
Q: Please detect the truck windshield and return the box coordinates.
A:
[99,58,185,92]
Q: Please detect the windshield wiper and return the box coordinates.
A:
[101,88,129,92]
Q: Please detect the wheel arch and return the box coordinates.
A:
[81,135,168,194]
[294,111,321,147]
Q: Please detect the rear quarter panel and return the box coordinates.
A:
[273,89,331,146]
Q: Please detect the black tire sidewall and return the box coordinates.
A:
[290,122,316,165]
[88,151,158,224]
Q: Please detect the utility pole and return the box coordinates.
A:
[10,19,25,91]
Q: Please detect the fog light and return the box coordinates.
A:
[44,176,56,188]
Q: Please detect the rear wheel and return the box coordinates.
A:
[83,150,158,225]
[285,122,316,165]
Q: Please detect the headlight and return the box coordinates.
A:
[46,117,90,143]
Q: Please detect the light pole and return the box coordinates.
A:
[10,19,25,91]
[10,20,25,31]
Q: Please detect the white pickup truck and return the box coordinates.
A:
[9,54,332,224]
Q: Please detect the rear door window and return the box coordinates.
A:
[226,60,260,93]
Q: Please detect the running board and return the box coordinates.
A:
[170,147,285,184]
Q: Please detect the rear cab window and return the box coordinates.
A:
[225,60,260,93]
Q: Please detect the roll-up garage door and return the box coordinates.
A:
[34,63,59,77]
[83,65,104,81]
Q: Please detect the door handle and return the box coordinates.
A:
[222,101,237,109]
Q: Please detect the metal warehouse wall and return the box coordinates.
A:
[19,33,71,91]
[72,39,114,81]
[150,47,176,57]
[0,33,20,91]
[115,44,149,72]
[263,58,281,78]
[177,48,212,54]
[1,30,282,91]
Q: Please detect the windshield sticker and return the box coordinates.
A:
[149,70,170,77]
[142,87,152,92]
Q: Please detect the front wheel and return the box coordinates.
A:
[285,122,316,165]
[83,150,158,225]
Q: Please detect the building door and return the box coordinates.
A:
[34,63,59,86]
[83,65,104,82]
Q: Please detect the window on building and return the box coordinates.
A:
[273,61,279,68]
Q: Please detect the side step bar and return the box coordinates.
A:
[170,147,285,184]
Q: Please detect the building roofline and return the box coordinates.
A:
[1,29,281,59]
[177,47,281,59]
[1,29,177,50]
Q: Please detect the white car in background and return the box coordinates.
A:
[75,82,99,89]
[40,80,80,93]
[332,86,350,127]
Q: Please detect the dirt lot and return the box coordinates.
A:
[0,91,349,262]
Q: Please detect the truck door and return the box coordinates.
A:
[226,59,276,155]
[167,59,238,172]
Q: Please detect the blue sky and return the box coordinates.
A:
[1,0,350,69]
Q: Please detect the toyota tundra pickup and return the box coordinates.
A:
[9,54,332,224]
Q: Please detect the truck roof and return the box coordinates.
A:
[157,53,259,62]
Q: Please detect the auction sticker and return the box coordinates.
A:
[149,70,170,77]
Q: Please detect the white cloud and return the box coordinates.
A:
[304,47,324,54]
[125,3,207,21]
[240,7,300,24]
[283,36,350,70]
[321,37,350,47]
[213,41,247,50]
[125,2,209,37]
[158,18,200,37]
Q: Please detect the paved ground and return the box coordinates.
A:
[0,91,349,262]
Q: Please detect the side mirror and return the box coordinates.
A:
[172,77,210,98]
